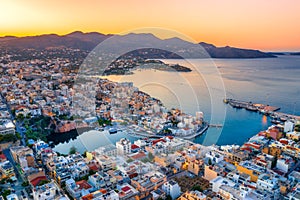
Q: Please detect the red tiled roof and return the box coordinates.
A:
[286,145,297,151]
[130,152,146,160]
[0,154,6,161]
[99,189,107,194]
[131,144,140,149]
[15,105,27,110]
[255,158,267,164]
[279,139,289,145]
[269,129,279,134]
[129,173,138,179]
[245,184,256,189]
[42,149,52,153]
[244,143,260,149]
[76,180,92,190]
[258,131,266,136]
[152,139,166,145]
[30,176,48,187]
[240,146,252,153]
[88,164,99,171]
[121,186,131,192]
[81,194,93,200]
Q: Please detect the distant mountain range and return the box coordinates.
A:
[198,42,276,58]
[0,31,110,51]
[0,31,278,58]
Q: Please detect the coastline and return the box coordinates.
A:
[49,57,300,151]
[180,122,209,140]
[123,122,209,140]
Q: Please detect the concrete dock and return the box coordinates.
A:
[224,98,300,122]
[223,98,280,113]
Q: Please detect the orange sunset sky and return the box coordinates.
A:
[1,0,300,51]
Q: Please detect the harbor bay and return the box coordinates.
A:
[52,55,300,153]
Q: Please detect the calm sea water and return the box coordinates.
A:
[53,55,300,154]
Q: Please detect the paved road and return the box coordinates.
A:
[2,148,30,197]
[0,93,26,146]
[15,121,26,146]
[3,149,23,183]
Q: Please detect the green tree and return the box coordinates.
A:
[16,113,24,121]
[98,118,112,126]
[69,146,77,155]
[295,124,300,132]
[141,158,150,163]
[148,152,154,161]
[0,134,16,143]
[192,185,203,192]
[89,170,96,176]
[0,178,7,184]
[2,189,11,199]
[15,132,22,140]
[22,181,29,187]
[58,114,69,120]
[38,180,50,186]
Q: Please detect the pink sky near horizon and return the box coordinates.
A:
[1,0,300,51]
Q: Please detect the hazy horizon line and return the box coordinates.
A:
[1,30,299,53]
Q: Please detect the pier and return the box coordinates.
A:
[271,112,300,121]
[224,98,300,123]
[223,98,280,113]
[209,124,223,128]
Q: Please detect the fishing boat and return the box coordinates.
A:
[230,102,243,108]
[280,117,288,122]
[245,105,258,111]
[260,109,270,116]
[271,119,281,124]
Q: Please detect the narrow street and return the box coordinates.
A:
[3,149,24,183]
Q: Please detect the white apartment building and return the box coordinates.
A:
[162,180,181,200]
[116,138,131,156]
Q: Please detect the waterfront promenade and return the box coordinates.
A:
[123,122,209,140]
